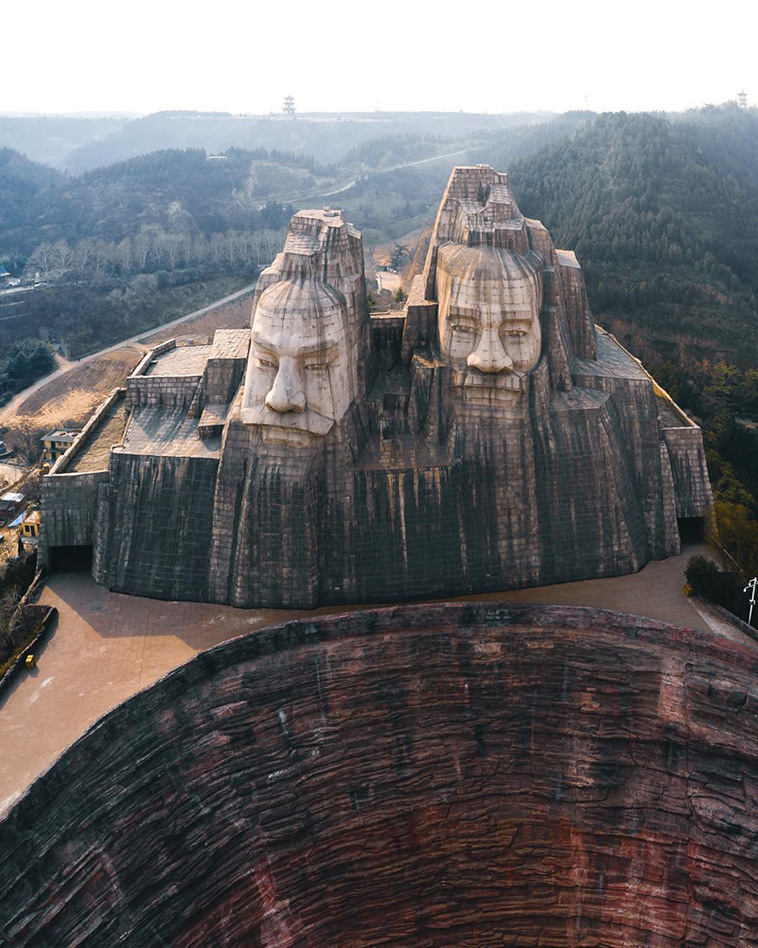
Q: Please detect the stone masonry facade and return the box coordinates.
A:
[40,168,714,608]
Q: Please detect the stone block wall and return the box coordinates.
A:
[557,258,597,359]
[39,470,110,567]
[203,357,247,405]
[39,388,126,566]
[126,340,203,409]
[400,275,438,362]
[663,427,714,517]
[95,453,218,601]
[126,375,201,410]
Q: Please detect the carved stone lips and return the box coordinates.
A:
[240,404,334,438]
[454,368,525,403]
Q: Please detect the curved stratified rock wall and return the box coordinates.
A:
[1,604,757,945]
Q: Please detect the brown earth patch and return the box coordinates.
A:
[5,294,253,437]
[13,347,146,428]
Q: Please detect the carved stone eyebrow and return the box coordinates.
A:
[297,341,337,359]
[447,306,479,320]
[251,332,278,355]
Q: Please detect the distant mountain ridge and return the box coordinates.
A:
[0,110,557,172]
[0,115,128,168]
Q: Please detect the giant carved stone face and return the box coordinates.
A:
[436,245,542,406]
[241,279,354,445]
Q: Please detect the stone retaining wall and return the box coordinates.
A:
[663,426,714,517]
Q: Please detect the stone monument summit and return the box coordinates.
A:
[40,166,713,607]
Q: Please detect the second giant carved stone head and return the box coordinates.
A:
[435,244,543,406]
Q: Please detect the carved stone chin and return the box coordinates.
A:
[242,404,333,444]
[453,368,526,407]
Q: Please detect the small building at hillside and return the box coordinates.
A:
[41,430,81,464]
[21,509,41,546]
[0,492,25,520]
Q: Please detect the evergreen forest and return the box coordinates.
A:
[508,107,758,580]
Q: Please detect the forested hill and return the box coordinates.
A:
[510,107,758,369]
[511,106,758,571]
[0,147,335,255]
[0,149,64,267]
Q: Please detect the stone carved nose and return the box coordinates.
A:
[265,357,306,413]
[466,329,513,374]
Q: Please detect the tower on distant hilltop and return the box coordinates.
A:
[737,90,748,109]
[283,95,296,118]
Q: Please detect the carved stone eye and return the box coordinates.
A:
[503,330,527,338]
[256,357,276,369]
[304,363,328,373]
[452,324,476,336]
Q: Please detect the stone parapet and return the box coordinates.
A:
[127,375,201,409]
[48,387,124,475]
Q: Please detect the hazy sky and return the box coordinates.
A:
[6,0,757,115]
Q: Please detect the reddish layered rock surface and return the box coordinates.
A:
[1,603,757,945]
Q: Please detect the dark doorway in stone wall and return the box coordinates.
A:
[678,517,704,543]
[49,545,93,573]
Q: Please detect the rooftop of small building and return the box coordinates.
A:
[41,429,81,443]
[0,492,24,504]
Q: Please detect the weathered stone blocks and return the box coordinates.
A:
[41,169,714,608]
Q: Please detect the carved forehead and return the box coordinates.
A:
[255,279,346,321]
[437,244,541,289]
[253,279,348,347]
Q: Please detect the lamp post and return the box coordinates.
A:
[745,577,758,627]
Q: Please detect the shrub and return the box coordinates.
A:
[685,554,745,617]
